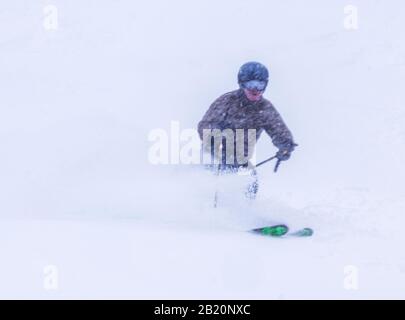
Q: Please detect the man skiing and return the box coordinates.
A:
[198,62,297,199]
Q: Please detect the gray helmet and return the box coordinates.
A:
[238,62,269,91]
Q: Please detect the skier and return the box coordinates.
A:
[198,62,297,199]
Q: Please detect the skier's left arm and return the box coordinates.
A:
[263,103,297,161]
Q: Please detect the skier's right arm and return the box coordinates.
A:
[197,98,228,158]
[197,99,227,140]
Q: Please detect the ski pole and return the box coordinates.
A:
[213,164,221,208]
[256,155,277,168]
[273,159,282,173]
[256,154,281,173]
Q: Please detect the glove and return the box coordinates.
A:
[276,149,291,161]
[276,142,298,161]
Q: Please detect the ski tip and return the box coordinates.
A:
[290,228,314,237]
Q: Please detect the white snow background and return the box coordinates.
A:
[0,0,405,299]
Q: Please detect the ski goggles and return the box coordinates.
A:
[241,80,268,92]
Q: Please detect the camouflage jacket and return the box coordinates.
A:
[198,89,295,166]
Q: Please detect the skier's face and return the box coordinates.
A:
[243,88,264,102]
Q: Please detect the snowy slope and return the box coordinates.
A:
[1,0,405,299]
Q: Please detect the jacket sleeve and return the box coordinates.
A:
[198,95,232,160]
[197,96,228,140]
[263,103,295,151]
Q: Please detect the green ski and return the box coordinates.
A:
[251,225,289,237]
[251,225,314,238]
